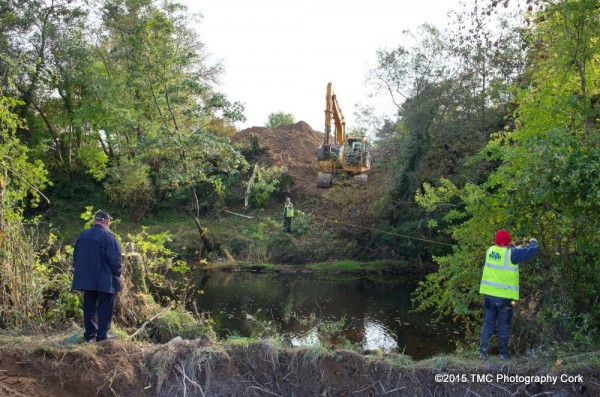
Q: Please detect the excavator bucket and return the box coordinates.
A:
[353,173,368,185]
[316,172,332,188]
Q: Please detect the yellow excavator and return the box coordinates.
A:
[316,82,370,188]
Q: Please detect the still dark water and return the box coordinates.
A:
[194,271,457,360]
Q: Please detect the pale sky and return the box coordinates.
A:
[183,0,465,133]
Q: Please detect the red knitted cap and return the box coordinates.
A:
[495,230,511,246]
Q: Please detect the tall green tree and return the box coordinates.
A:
[1,0,248,248]
[0,0,94,175]
[369,25,456,200]
[447,0,527,140]
[265,112,295,129]
[369,11,525,201]
[0,96,49,218]
[96,0,248,239]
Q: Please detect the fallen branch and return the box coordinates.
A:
[126,309,168,340]
[489,382,514,395]
[223,210,253,219]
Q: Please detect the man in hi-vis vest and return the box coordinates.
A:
[479,230,538,360]
[283,196,294,233]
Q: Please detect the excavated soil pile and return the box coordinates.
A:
[231,121,387,230]
[230,121,325,198]
[1,340,598,396]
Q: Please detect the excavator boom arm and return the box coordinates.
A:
[324,82,345,146]
[318,82,370,188]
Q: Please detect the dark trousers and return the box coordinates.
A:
[283,217,292,232]
[83,290,116,341]
[480,295,513,356]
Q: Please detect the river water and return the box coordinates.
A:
[194,271,457,360]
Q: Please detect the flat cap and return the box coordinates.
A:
[94,210,112,221]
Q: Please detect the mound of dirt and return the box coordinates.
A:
[230,121,388,232]
[231,121,325,198]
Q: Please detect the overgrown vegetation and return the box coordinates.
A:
[0,96,53,328]
[1,0,599,363]
[373,0,600,353]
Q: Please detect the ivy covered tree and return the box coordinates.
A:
[366,17,524,260]
[369,12,525,202]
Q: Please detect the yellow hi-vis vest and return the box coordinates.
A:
[479,245,520,300]
[284,203,294,218]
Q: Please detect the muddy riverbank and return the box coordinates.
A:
[1,336,598,396]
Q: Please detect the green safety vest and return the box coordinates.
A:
[479,245,520,300]
[284,203,294,218]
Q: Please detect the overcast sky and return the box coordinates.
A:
[183,0,465,133]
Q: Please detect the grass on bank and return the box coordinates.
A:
[204,260,414,277]
[206,261,279,271]
[43,204,262,249]
[2,327,598,375]
[43,203,382,265]
[307,260,410,273]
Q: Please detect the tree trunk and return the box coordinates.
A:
[245,164,260,208]
[188,186,212,256]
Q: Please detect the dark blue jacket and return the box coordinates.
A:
[73,224,123,293]
[509,240,539,264]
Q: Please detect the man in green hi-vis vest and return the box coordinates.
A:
[479,230,539,360]
[283,196,294,233]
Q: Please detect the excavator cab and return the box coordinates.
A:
[344,138,370,168]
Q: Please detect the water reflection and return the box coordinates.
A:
[362,319,397,352]
[290,327,319,347]
[193,271,455,359]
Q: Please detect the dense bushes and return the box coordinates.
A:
[411,0,600,351]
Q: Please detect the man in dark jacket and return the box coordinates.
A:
[73,210,122,342]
